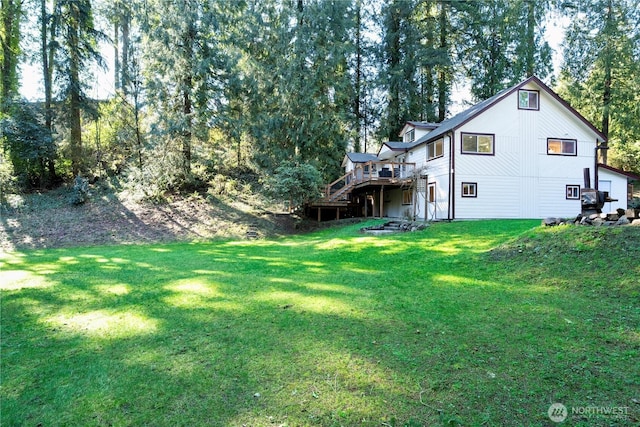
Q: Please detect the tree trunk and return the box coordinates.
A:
[120,9,130,92]
[525,0,535,77]
[600,0,613,164]
[42,0,58,185]
[114,21,120,91]
[437,1,448,122]
[1,0,20,112]
[353,0,362,153]
[181,13,195,178]
[69,2,83,176]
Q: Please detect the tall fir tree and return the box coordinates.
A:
[1,0,21,113]
[558,0,640,171]
[52,0,106,176]
[453,0,552,101]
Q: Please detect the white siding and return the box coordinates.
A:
[599,168,630,211]
[414,136,451,220]
[453,83,599,219]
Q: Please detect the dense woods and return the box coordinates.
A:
[1,0,639,200]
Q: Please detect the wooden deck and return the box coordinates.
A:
[306,161,416,221]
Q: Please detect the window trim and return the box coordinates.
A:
[404,129,415,143]
[427,138,444,161]
[518,89,540,111]
[547,138,577,156]
[461,182,477,198]
[461,132,495,156]
[427,182,436,203]
[566,185,580,200]
[402,189,413,205]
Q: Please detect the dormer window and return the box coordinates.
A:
[518,89,539,110]
[404,129,415,142]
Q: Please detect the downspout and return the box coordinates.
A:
[595,142,599,191]
[595,140,609,192]
[449,131,455,220]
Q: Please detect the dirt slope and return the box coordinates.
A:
[0,186,301,251]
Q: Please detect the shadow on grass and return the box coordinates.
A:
[0,186,291,251]
[2,220,638,426]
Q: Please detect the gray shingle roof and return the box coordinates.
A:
[412,75,606,146]
[406,121,440,130]
[345,152,380,163]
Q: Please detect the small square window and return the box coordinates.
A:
[518,89,539,110]
[566,185,580,200]
[404,129,415,142]
[462,182,477,198]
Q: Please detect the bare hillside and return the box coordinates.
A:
[0,185,301,251]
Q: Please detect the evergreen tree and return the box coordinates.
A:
[238,0,354,180]
[453,0,552,100]
[558,0,640,170]
[141,0,224,185]
[1,0,21,113]
[52,0,106,176]
[1,102,57,188]
[379,0,420,140]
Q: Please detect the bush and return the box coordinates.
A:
[266,161,323,208]
[70,175,89,205]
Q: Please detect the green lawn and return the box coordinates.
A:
[1,220,638,426]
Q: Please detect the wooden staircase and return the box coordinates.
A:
[321,171,356,203]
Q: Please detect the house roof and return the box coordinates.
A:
[344,152,380,163]
[407,121,440,129]
[398,121,440,139]
[413,75,607,147]
[381,141,413,151]
[598,163,640,181]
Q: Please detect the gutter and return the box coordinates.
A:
[449,131,455,220]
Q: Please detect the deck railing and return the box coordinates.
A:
[322,161,416,202]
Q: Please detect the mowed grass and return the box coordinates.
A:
[1,220,638,426]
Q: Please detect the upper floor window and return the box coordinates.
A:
[404,129,415,142]
[461,133,494,155]
[518,89,539,110]
[427,139,444,160]
[547,138,577,156]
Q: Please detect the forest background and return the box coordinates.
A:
[1,0,639,204]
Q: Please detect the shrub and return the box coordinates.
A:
[266,161,323,208]
[70,175,89,205]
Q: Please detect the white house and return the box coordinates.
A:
[311,76,635,221]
